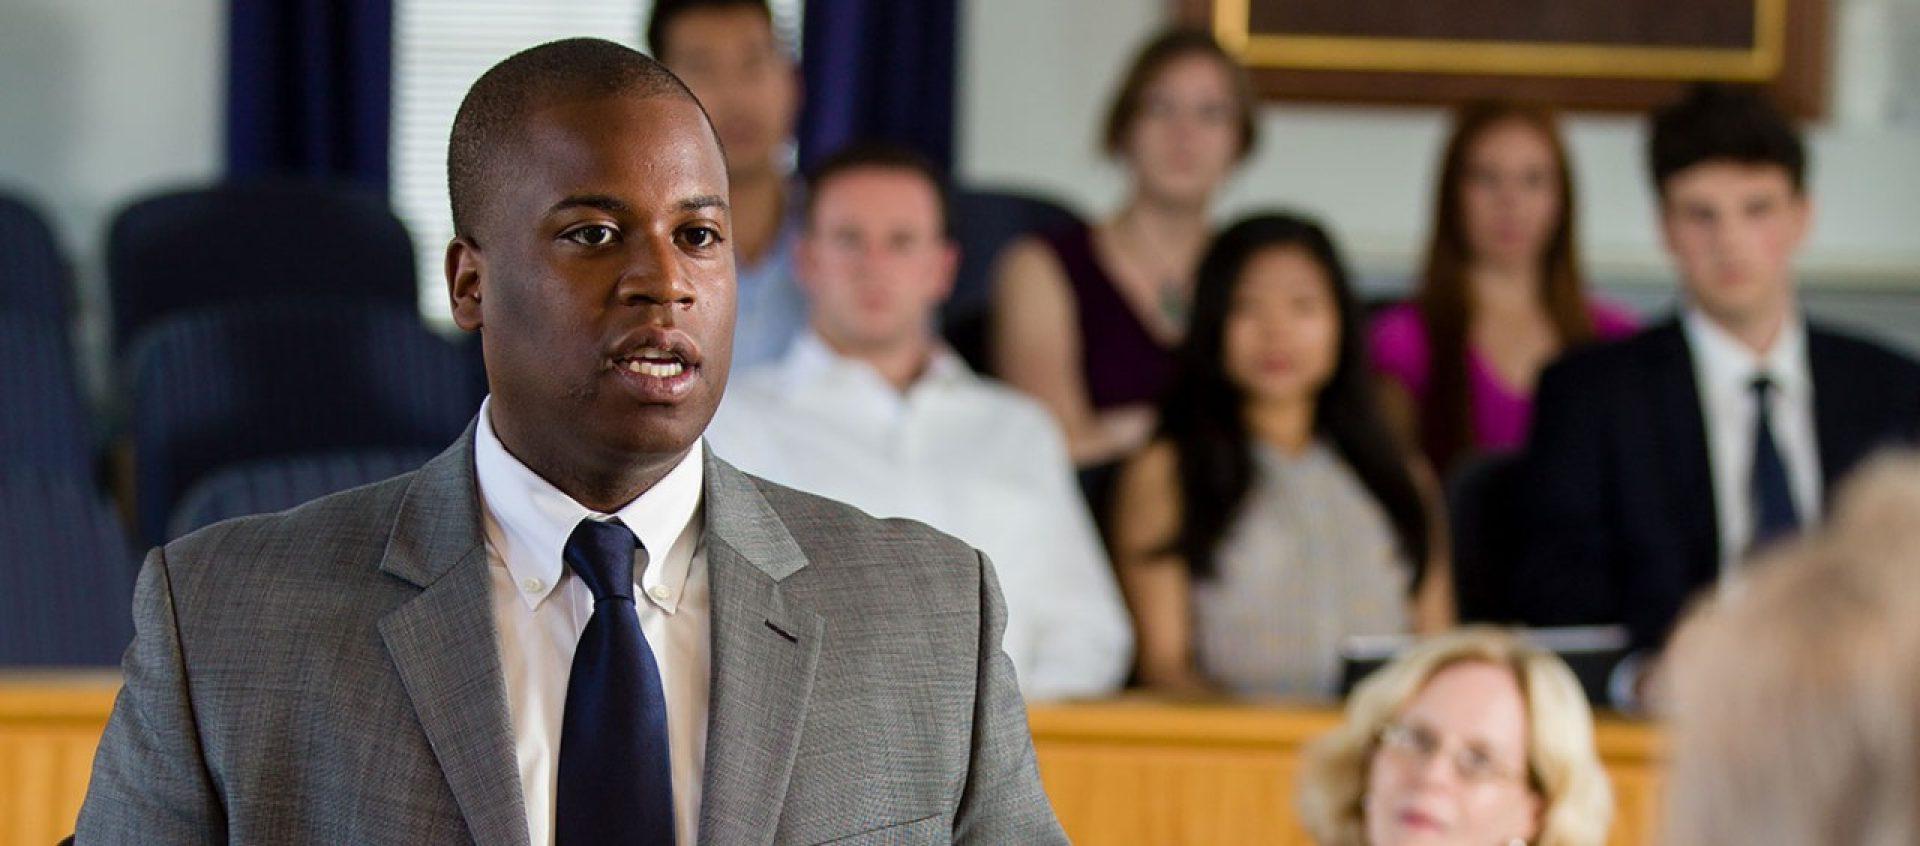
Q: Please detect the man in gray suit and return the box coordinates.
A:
[76,38,1066,845]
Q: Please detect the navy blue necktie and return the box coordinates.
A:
[1749,376,1800,550]
[556,518,676,846]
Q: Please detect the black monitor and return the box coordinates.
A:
[1337,626,1630,708]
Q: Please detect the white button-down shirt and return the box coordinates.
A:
[706,332,1133,700]
[474,399,710,846]
[1682,308,1821,576]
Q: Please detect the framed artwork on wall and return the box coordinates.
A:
[1178,0,1829,115]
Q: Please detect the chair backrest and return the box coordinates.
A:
[168,448,441,540]
[0,190,69,321]
[129,302,484,544]
[941,187,1083,372]
[0,470,137,666]
[1447,451,1526,624]
[107,179,418,350]
[0,315,91,474]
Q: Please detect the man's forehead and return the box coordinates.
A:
[666,6,777,52]
[514,94,721,163]
[1667,162,1798,201]
[811,173,943,227]
[486,96,724,215]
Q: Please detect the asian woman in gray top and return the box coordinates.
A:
[1113,213,1451,697]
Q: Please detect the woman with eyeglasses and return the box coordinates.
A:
[990,28,1259,518]
[1296,627,1612,846]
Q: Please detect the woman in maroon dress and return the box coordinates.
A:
[989,28,1258,475]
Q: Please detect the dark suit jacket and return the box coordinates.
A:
[1514,318,1920,651]
[76,430,1067,845]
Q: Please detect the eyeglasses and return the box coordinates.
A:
[1376,721,1529,786]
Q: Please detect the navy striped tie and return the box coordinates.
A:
[556,518,676,845]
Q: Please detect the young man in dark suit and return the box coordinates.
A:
[1514,84,1920,702]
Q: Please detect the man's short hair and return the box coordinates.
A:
[1649,83,1807,197]
[447,37,708,242]
[646,0,774,59]
[802,142,952,238]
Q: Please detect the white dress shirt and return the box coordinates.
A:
[705,332,1133,700]
[474,399,710,846]
[1682,308,1822,576]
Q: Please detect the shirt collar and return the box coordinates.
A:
[474,397,704,613]
[1682,306,1811,400]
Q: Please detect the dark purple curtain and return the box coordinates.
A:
[798,0,957,172]
[226,0,392,187]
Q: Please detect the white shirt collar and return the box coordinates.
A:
[779,329,972,398]
[474,396,704,614]
[1681,306,1811,400]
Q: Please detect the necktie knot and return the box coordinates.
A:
[564,518,638,603]
[1750,374,1777,402]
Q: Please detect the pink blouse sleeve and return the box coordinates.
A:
[1367,304,1432,398]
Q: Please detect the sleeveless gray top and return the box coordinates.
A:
[1191,441,1411,698]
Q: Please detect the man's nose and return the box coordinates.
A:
[615,238,696,319]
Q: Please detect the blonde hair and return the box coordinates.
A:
[1296,627,1613,846]
[1664,452,1920,845]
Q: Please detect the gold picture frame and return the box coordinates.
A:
[1182,0,1827,115]
[1214,0,1785,80]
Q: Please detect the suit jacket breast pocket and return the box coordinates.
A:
[807,813,946,846]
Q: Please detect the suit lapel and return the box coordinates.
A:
[1807,326,1853,495]
[697,451,823,846]
[1648,321,1721,574]
[376,428,529,846]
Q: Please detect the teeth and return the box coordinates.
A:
[626,359,684,378]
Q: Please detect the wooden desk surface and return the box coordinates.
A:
[0,676,1664,846]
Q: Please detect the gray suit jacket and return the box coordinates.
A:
[76,429,1067,845]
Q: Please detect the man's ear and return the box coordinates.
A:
[932,237,960,302]
[1787,193,1815,252]
[447,237,485,332]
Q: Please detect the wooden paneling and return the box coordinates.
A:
[0,672,120,846]
[1031,697,1664,846]
[0,676,1665,846]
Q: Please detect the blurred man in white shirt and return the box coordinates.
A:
[707,144,1132,700]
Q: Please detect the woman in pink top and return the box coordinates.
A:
[1372,101,1637,474]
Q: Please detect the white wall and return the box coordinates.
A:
[959,0,1920,292]
[0,0,223,399]
[0,0,223,314]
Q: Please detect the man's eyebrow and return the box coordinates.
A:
[678,194,728,214]
[546,194,631,216]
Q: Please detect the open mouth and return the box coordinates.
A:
[617,346,688,378]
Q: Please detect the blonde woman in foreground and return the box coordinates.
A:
[1296,628,1612,846]
[1663,452,1920,845]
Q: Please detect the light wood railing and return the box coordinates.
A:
[2,677,1662,845]
[1030,696,1664,845]
[0,671,120,846]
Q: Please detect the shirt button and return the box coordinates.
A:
[650,585,671,601]
[521,578,543,594]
